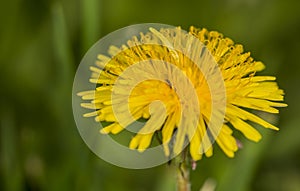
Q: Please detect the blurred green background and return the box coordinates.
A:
[1,0,300,190]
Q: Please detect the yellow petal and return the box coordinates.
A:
[229,117,262,142]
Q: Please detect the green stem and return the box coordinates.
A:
[177,162,190,191]
[176,148,190,191]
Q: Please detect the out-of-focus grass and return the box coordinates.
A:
[80,0,102,52]
[1,0,300,191]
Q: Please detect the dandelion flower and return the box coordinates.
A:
[78,26,287,161]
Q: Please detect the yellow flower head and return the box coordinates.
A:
[78,26,287,161]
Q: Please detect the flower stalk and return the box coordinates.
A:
[176,148,191,191]
[177,162,190,191]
